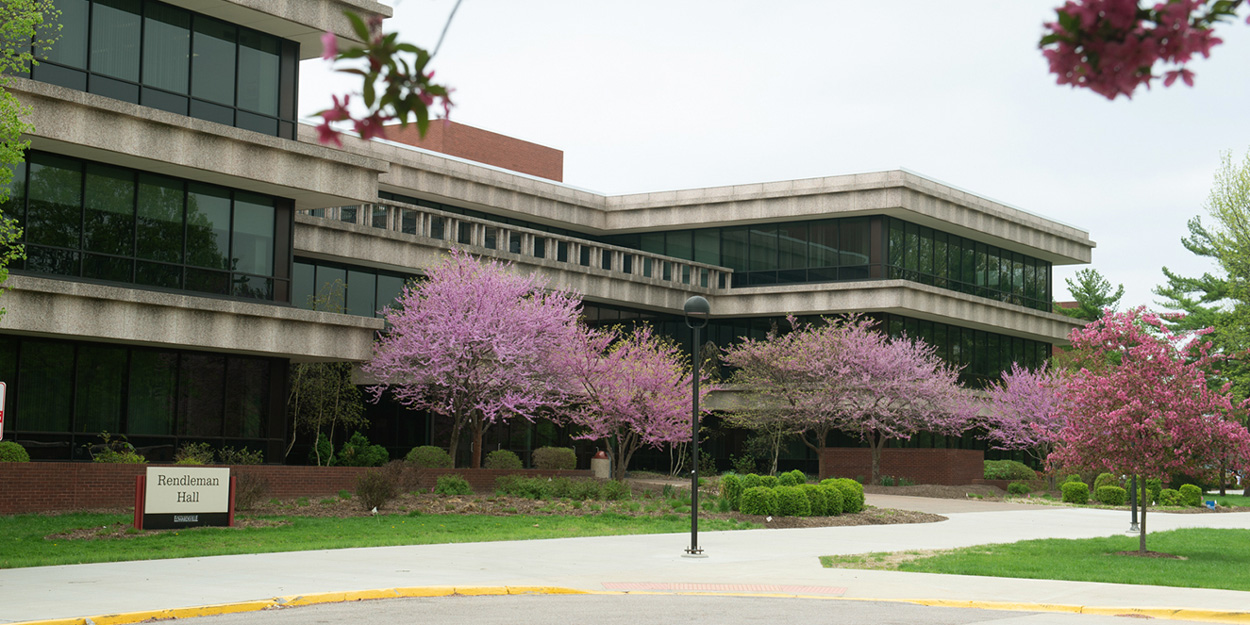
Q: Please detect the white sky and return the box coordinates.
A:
[298,0,1250,309]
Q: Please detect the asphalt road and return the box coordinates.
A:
[163,594,1143,625]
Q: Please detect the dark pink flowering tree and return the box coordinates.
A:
[1041,0,1247,99]
[722,316,973,483]
[364,250,581,468]
[981,363,1070,479]
[315,11,454,145]
[1048,307,1250,553]
[559,325,699,481]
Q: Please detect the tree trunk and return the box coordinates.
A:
[1219,458,1228,496]
[448,417,464,468]
[1139,473,1148,554]
[870,433,884,485]
[470,413,485,469]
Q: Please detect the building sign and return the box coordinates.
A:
[140,467,232,529]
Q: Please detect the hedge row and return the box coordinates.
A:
[720,473,864,517]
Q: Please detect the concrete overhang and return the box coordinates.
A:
[349,139,1093,266]
[709,280,1082,344]
[163,0,392,58]
[0,275,382,362]
[16,79,388,209]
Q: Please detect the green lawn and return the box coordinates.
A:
[0,512,757,569]
[821,528,1250,591]
[1211,492,1250,507]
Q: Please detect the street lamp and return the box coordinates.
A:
[683,295,710,557]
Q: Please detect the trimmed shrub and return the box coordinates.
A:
[308,433,334,466]
[759,475,779,489]
[819,484,844,515]
[174,442,214,465]
[822,478,865,514]
[801,484,828,515]
[0,441,31,462]
[218,446,264,465]
[1061,481,1089,504]
[1007,481,1031,496]
[1096,485,1127,506]
[495,475,550,499]
[1145,478,1163,504]
[1062,474,1083,485]
[739,486,779,516]
[720,474,744,510]
[741,474,764,490]
[532,446,576,470]
[434,474,473,496]
[1179,483,1203,507]
[232,471,269,510]
[356,469,399,510]
[484,449,523,470]
[775,486,811,516]
[1093,472,1120,492]
[336,432,389,467]
[983,460,1037,481]
[405,445,453,468]
[778,469,807,487]
[1158,488,1183,506]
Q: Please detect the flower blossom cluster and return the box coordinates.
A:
[1040,0,1241,99]
[315,12,453,146]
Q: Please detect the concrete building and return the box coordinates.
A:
[0,0,1093,467]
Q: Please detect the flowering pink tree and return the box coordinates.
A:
[558,325,699,481]
[315,11,455,145]
[722,316,973,483]
[364,250,581,468]
[981,363,1070,478]
[1049,307,1250,553]
[1041,0,1246,99]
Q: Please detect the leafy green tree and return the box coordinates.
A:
[1055,268,1124,321]
[1,0,58,317]
[1155,151,1250,401]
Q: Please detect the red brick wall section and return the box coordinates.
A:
[0,463,594,514]
[817,448,984,485]
[384,121,564,182]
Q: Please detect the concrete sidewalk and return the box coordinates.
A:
[3,497,1250,624]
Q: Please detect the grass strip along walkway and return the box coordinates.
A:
[0,512,758,569]
[822,528,1250,592]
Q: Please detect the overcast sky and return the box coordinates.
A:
[298,0,1250,309]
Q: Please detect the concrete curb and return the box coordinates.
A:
[9,587,1250,625]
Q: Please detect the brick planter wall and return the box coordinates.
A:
[817,448,984,485]
[0,463,592,514]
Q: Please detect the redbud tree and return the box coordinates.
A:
[364,250,581,468]
[1048,307,1250,554]
[558,325,700,481]
[1041,0,1248,99]
[981,363,1070,476]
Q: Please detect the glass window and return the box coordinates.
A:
[43,0,89,68]
[917,227,933,278]
[347,270,375,316]
[232,192,274,276]
[136,173,184,263]
[400,209,417,234]
[933,232,948,286]
[17,340,74,432]
[810,220,838,268]
[292,261,314,309]
[142,2,190,93]
[721,227,748,272]
[339,206,358,224]
[640,232,665,255]
[666,231,692,260]
[236,30,279,115]
[370,205,388,229]
[376,274,405,313]
[778,223,807,269]
[903,222,919,273]
[178,353,224,437]
[840,218,871,268]
[191,17,236,106]
[749,225,777,271]
[693,229,719,266]
[314,265,347,312]
[26,153,82,249]
[83,163,134,256]
[128,350,177,435]
[75,344,127,433]
[90,0,142,81]
[224,357,267,438]
[186,183,231,270]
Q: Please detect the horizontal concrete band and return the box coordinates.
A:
[12,586,1249,625]
[1,275,382,362]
